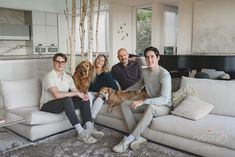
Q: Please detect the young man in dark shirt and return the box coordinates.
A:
[111,48,141,90]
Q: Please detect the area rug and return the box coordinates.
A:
[1,125,197,157]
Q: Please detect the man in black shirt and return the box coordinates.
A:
[111,48,141,90]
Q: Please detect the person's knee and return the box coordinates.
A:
[120,100,130,108]
[82,100,90,106]
[63,97,73,105]
[154,106,170,117]
[63,97,75,109]
[146,104,155,114]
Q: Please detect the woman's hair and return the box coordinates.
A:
[91,54,109,83]
[53,53,67,62]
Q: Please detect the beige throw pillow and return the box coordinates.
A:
[172,84,195,109]
[171,95,214,120]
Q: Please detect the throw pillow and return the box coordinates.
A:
[172,84,195,109]
[0,78,41,110]
[171,95,214,120]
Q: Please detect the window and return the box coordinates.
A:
[136,7,152,56]
[76,9,108,54]
[164,5,178,55]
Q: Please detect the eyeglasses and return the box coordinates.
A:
[55,60,66,64]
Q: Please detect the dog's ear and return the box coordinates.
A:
[107,88,114,94]
[89,62,93,75]
[75,63,80,72]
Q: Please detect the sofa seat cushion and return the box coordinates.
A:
[99,104,124,120]
[9,107,68,125]
[98,104,143,121]
[151,114,235,150]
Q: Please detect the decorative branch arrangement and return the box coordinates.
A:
[70,0,76,74]
[64,0,101,74]
[79,0,87,57]
[87,0,95,62]
[95,0,101,56]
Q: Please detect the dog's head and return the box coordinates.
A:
[75,61,93,78]
[98,87,114,101]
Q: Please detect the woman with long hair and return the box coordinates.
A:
[88,54,118,120]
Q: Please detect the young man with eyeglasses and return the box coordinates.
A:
[40,53,104,144]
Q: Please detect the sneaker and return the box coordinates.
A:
[112,136,131,153]
[88,127,104,138]
[130,136,147,150]
[77,130,97,144]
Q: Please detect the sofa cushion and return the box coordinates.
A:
[171,96,214,120]
[9,107,66,125]
[98,104,124,120]
[0,78,41,110]
[9,107,82,125]
[172,84,195,108]
[180,77,235,117]
[151,114,235,150]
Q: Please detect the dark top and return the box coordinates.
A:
[111,60,141,90]
[89,72,118,92]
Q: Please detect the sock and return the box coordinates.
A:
[126,134,135,143]
[75,123,84,134]
[85,121,93,129]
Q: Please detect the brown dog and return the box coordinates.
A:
[98,87,148,112]
[73,61,93,93]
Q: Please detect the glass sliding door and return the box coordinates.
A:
[136,7,152,56]
[164,5,178,55]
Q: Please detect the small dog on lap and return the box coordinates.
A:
[73,61,93,93]
[98,87,148,112]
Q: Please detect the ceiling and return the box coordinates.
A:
[106,0,178,7]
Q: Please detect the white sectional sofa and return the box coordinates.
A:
[95,77,235,157]
[0,78,76,141]
[0,77,235,157]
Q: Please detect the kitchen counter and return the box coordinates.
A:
[0,54,54,60]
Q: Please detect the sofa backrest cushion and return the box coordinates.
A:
[180,76,235,117]
[0,78,41,110]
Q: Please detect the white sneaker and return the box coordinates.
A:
[77,130,97,144]
[88,127,104,138]
[130,136,147,150]
[112,136,131,153]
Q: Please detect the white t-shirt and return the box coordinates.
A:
[40,69,76,109]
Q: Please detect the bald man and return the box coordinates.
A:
[111,48,141,90]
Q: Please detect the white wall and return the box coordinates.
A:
[108,2,133,65]
[192,0,235,54]
[151,1,164,54]
[0,0,60,12]
[0,59,52,80]
[177,0,193,54]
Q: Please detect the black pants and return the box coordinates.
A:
[41,97,92,126]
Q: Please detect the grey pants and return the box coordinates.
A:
[121,101,170,138]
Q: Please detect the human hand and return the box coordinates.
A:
[130,100,144,109]
[77,92,89,101]
[82,93,89,101]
